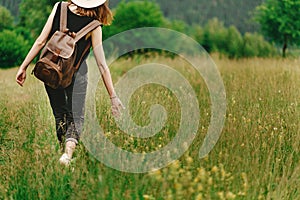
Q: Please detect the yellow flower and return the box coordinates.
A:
[197,168,206,181]
[226,192,236,199]
[174,183,183,190]
[188,187,195,194]
[186,156,193,164]
[143,194,155,200]
[211,166,218,173]
[195,194,203,200]
[197,184,203,192]
[171,160,180,170]
[217,191,225,200]
[208,177,213,185]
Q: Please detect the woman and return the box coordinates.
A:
[15,0,123,166]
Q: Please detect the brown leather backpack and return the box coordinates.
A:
[32,2,100,89]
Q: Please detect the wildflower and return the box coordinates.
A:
[193,177,199,183]
[195,194,203,200]
[174,183,182,190]
[105,131,111,137]
[188,187,195,194]
[208,177,213,185]
[258,194,264,200]
[226,191,236,199]
[238,191,246,196]
[98,175,102,182]
[186,156,193,164]
[218,191,225,200]
[211,166,218,173]
[150,169,162,181]
[197,184,203,192]
[143,194,155,200]
[220,166,226,180]
[171,160,180,169]
[241,172,248,191]
[197,168,206,181]
[166,190,173,200]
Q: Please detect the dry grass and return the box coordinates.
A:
[0,56,299,199]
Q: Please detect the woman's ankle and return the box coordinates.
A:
[65,141,76,159]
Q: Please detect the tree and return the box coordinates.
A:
[18,0,57,40]
[104,1,164,39]
[0,6,14,31]
[255,0,300,57]
[102,1,165,57]
[202,18,227,53]
[224,26,243,59]
[0,0,21,19]
[242,32,276,58]
[0,30,29,68]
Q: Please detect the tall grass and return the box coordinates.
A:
[0,56,299,199]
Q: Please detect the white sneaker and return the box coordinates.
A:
[59,153,71,166]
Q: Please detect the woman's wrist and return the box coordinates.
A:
[110,94,117,99]
[19,64,28,71]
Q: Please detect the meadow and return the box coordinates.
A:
[0,55,299,200]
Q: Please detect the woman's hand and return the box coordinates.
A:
[16,68,27,87]
[110,96,125,118]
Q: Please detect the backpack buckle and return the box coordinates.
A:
[63,29,76,38]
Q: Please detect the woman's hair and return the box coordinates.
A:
[68,0,113,25]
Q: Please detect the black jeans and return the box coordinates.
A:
[45,61,88,145]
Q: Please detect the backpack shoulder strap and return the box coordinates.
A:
[60,2,100,39]
[60,2,68,31]
[73,21,101,70]
[74,20,101,42]
[74,41,91,70]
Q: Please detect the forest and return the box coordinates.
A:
[0,0,299,67]
[1,0,264,33]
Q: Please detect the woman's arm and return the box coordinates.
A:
[16,2,59,86]
[91,26,124,116]
[91,26,116,98]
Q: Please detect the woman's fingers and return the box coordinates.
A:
[111,97,125,118]
[16,70,26,87]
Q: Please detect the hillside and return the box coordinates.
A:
[110,0,265,33]
[0,0,264,33]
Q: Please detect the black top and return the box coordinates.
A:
[49,2,97,72]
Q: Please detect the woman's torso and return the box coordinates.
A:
[49,2,95,73]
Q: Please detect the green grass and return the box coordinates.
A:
[0,55,299,200]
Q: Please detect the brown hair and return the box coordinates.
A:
[68,0,113,25]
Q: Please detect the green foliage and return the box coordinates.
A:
[0,0,279,62]
[18,0,58,39]
[190,25,204,45]
[104,1,164,39]
[14,25,34,44]
[224,26,243,58]
[191,18,276,59]
[0,0,22,19]
[149,0,263,33]
[103,1,166,57]
[202,18,228,53]
[0,6,14,31]
[255,0,300,56]
[242,32,276,58]
[0,29,30,68]
[2,0,264,34]
[163,19,189,34]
